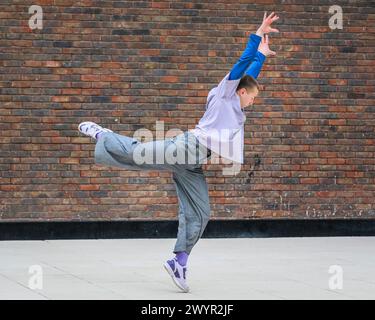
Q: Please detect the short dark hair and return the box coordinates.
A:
[236,75,259,93]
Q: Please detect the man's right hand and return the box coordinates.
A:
[256,12,279,37]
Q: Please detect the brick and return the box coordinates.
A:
[60,158,79,164]
[160,76,179,83]
[112,96,130,103]
[0,2,374,222]
[79,184,100,191]
[53,41,73,48]
[81,75,101,81]
[91,96,111,103]
[51,96,69,102]
[45,61,61,68]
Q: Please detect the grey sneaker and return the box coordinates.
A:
[164,258,189,293]
[78,121,113,139]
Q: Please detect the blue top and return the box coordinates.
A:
[228,34,266,80]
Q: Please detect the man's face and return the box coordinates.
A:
[237,87,259,109]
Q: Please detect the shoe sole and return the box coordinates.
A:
[163,262,189,293]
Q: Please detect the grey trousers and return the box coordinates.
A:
[94,130,212,255]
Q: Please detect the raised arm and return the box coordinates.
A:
[228,12,279,81]
[245,35,276,79]
[245,51,266,79]
[228,34,262,80]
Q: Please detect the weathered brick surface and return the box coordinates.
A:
[1,1,375,221]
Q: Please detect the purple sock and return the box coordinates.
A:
[175,251,189,266]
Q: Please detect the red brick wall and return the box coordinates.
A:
[1,1,374,221]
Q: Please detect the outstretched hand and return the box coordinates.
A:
[258,34,276,57]
[256,12,279,37]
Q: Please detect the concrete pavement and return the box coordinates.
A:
[0,237,374,299]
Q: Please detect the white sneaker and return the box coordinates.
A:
[164,258,189,293]
[78,121,113,139]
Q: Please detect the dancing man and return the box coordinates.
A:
[78,12,279,292]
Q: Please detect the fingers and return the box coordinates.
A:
[261,34,269,45]
[263,11,267,21]
[266,12,279,24]
[269,27,279,33]
[267,12,275,20]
